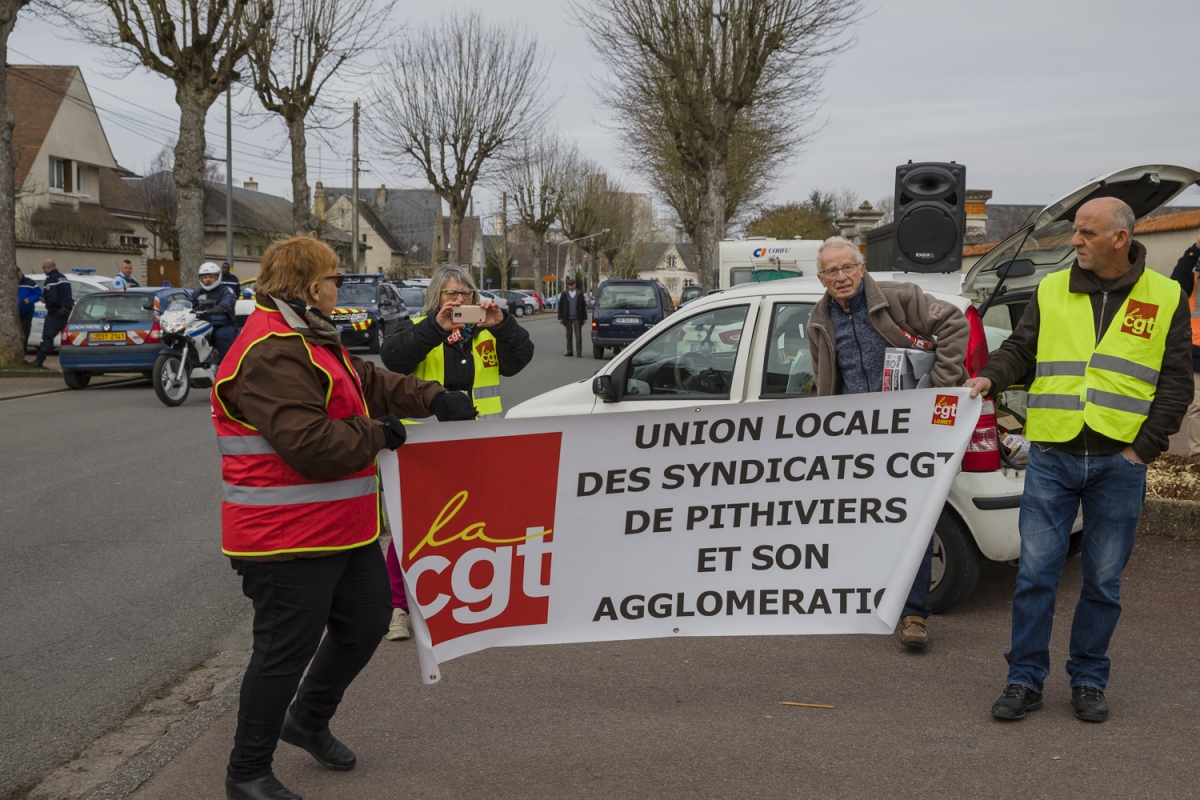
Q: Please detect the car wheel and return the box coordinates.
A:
[927,508,982,614]
[368,325,383,355]
[152,353,190,406]
[526,304,537,316]
[514,305,525,318]
[592,345,605,359]
[63,370,91,390]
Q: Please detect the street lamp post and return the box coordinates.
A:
[557,229,609,289]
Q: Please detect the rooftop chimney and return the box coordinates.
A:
[376,185,387,206]
[964,189,992,244]
[244,177,259,192]
[314,181,326,219]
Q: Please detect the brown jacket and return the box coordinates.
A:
[807,272,969,397]
[219,298,444,545]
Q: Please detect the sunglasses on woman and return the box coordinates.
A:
[323,273,345,288]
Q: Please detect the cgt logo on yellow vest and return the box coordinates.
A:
[398,434,561,645]
[475,338,499,368]
[1120,299,1159,339]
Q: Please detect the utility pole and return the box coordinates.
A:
[225,86,233,270]
[351,101,360,273]
[498,192,508,290]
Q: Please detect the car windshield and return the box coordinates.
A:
[336,284,376,305]
[598,285,657,309]
[681,286,702,300]
[400,288,425,306]
[73,294,154,323]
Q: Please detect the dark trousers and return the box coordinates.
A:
[902,537,934,619]
[564,318,583,354]
[35,309,69,363]
[228,542,391,781]
[213,324,237,361]
[20,314,32,353]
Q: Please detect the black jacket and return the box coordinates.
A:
[221,272,240,288]
[977,240,1193,464]
[380,312,534,391]
[195,282,237,326]
[41,269,74,313]
[557,290,588,322]
[1168,242,1200,371]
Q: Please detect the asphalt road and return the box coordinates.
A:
[0,314,591,798]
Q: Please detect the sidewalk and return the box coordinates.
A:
[124,535,1200,800]
[0,356,145,400]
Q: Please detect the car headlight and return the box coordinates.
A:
[351,312,369,324]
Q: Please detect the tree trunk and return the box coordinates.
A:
[531,236,544,294]
[174,88,210,290]
[447,199,464,266]
[0,7,25,366]
[287,114,312,235]
[695,149,729,290]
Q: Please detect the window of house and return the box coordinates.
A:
[119,235,147,248]
[242,245,252,256]
[75,164,88,196]
[668,255,677,269]
[49,157,65,191]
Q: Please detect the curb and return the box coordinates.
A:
[86,675,243,800]
[1139,497,1200,542]
[0,369,61,378]
[0,377,144,403]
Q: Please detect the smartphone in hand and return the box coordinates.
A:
[451,305,487,325]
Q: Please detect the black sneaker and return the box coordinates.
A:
[1071,685,1109,722]
[991,683,1043,720]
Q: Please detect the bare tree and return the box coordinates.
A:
[52,0,273,288]
[502,133,578,290]
[133,146,224,260]
[559,165,611,290]
[370,11,550,264]
[0,0,35,365]
[576,0,861,288]
[247,0,388,234]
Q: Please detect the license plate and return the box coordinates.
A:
[337,325,345,332]
[615,316,640,324]
[88,332,127,343]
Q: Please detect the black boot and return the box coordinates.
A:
[1071,685,1109,722]
[225,774,302,800]
[279,708,356,770]
[991,684,1043,720]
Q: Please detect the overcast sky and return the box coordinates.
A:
[14,0,1200,227]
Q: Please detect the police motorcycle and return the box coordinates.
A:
[151,298,220,407]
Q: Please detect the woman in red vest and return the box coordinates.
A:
[214,236,476,800]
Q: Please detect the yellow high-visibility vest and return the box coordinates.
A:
[409,316,503,420]
[1027,268,1180,443]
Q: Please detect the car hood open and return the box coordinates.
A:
[962,164,1200,303]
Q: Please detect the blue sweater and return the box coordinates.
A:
[829,281,888,394]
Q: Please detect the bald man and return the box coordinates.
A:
[965,197,1192,722]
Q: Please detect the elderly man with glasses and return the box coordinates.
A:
[806,236,970,650]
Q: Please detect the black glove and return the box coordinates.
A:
[430,390,479,422]
[375,414,408,450]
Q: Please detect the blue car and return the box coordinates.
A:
[590,279,676,359]
[58,286,194,390]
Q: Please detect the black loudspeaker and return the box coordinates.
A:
[892,161,966,273]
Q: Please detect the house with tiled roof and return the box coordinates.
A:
[633,242,700,304]
[315,183,443,271]
[9,64,145,275]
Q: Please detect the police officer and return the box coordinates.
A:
[111,259,141,290]
[220,261,240,289]
[966,197,1192,723]
[27,259,72,368]
[196,262,238,362]
[17,268,41,354]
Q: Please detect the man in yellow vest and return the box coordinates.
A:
[965,197,1192,723]
[1168,226,1200,462]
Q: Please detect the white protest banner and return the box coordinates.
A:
[378,389,981,683]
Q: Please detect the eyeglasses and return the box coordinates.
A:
[323,273,345,288]
[818,263,862,278]
[440,289,473,300]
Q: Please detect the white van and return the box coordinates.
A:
[717,238,822,290]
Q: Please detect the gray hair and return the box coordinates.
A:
[423,265,479,316]
[1108,200,1136,240]
[816,236,863,269]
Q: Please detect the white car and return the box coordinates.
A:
[508,163,1200,612]
[27,271,114,350]
[478,290,510,314]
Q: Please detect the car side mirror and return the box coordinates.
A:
[142,300,155,311]
[593,374,614,400]
[997,259,1036,279]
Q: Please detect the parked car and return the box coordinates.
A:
[679,284,704,306]
[516,290,546,312]
[495,289,538,317]
[234,278,257,326]
[478,290,510,315]
[510,163,1200,613]
[396,285,426,318]
[331,276,411,354]
[28,269,114,350]
[57,286,193,389]
[590,279,676,360]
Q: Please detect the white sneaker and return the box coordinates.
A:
[385,608,411,641]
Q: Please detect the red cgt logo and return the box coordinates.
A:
[932,394,958,426]
[399,433,561,645]
[1120,299,1158,339]
[475,338,499,368]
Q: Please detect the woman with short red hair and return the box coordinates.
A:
[213,236,476,800]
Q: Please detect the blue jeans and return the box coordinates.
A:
[902,537,934,619]
[1005,444,1146,693]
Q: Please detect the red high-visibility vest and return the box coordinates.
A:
[211,305,380,557]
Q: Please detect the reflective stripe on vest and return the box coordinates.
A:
[1190,286,1200,347]
[211,306,380,557]
[410,316,503,419]
[1026,268,1180,444]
